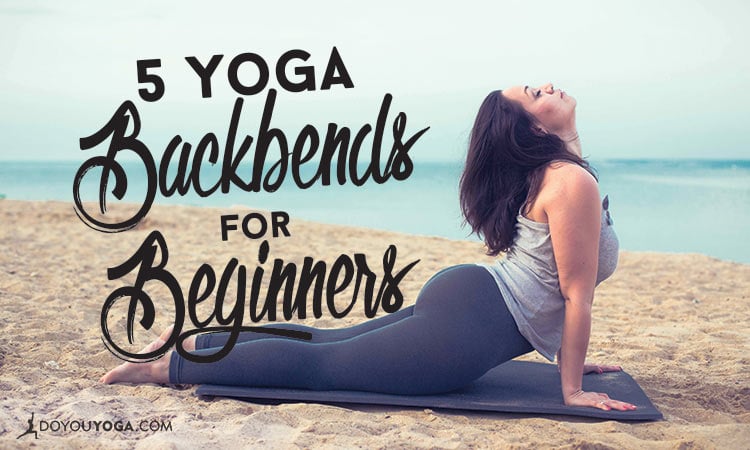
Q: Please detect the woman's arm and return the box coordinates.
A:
[543,163,635,411]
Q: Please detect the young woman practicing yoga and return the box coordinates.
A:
[101,83,637,412]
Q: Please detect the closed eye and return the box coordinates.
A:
[535,89,542,98]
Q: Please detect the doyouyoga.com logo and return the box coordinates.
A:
[17,412,172,439]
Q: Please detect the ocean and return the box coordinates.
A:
[1,159,749,264]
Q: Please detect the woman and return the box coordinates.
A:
[101,84,636,412]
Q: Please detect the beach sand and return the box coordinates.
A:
[1,199,748,449]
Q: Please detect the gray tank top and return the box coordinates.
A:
[477,195,619,361]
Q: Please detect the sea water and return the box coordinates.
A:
[1,159,748,264]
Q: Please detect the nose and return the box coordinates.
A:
[542,82,554,93]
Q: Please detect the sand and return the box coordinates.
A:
[1,199,748,449]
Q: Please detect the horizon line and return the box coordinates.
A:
[1,157,750,164]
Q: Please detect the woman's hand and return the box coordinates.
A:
[583,363,622,374]
[565,390,637,411]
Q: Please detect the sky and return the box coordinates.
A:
[1,0,748,162]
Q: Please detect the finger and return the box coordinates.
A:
[599,397,637,410]
[586,364,621,373]
[607,400,637,411]
[593,399,611,411]
[584,365,604,374]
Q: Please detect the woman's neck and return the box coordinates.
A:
[556,124,581,158]
[564,132,582,158]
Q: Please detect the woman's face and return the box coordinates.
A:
[502,83,576,135]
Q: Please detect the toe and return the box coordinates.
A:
[159,324,175,342]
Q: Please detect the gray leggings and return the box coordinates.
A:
[169,264,533,395]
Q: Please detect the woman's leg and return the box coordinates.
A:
[171,265,533,395]
[195,306,414,348]
[194,264,474,349]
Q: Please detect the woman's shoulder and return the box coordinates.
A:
[536,161,600,213]
[541,160,598,193]
[523,161,598,223]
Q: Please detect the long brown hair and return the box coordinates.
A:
[459,90,596,256]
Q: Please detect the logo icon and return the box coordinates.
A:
[17,412,39,440]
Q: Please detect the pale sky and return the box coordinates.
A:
[1,0,748,162]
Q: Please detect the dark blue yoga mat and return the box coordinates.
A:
[195,360,662,421]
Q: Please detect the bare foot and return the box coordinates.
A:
[99,337,171,384]
[159,324,196,352]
